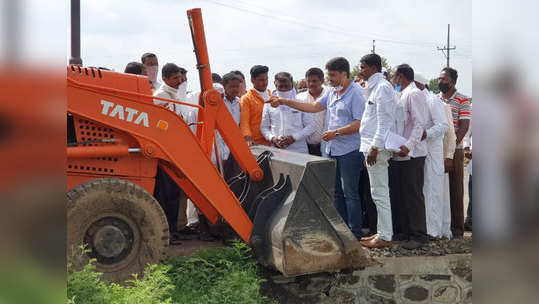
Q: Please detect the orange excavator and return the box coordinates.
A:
[67,4,369,281]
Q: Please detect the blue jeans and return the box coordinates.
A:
[332,150,364,240]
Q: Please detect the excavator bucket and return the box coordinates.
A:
[235,146,372,277]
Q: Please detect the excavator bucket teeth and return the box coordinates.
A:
[248,146,371,277]
[227,151,274,213]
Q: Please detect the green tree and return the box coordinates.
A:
[428,78,440,94]
[350,56,392,79]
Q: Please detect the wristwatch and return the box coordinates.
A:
[335,131,341,137]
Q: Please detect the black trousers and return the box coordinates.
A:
[307,143,322,157]
[360,167,377,233]
[389,157,428,243]
[154,166,182,232]
[449,149,465,237]
[223,154,242,183]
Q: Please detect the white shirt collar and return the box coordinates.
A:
[402,81,417,94]
[366,72,384,90]
[308,86,326,99]
[224,95,239,104]
[160,82,178,95]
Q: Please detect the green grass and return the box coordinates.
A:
[67,242,275,304]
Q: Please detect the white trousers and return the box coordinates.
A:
[364,150,393,241]
[441,173,452,238]
[424,155,446,238]
[186,199,199,226]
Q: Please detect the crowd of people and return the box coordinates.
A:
[123,52,472,250]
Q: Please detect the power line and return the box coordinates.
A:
[437,24,456,67]
[201,0,442,49]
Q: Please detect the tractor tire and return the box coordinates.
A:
[67,178,169,281]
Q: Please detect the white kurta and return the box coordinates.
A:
[422,91,449,238]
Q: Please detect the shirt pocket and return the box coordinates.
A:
[334,101,349,118]
[364,98,376,119]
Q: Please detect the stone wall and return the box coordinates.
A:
[261,254,472,304]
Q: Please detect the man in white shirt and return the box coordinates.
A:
[296,68,328,156]
[261,72,315,153]
[356,54,396,248]
[217,72,243,181]
[153,63,199,232]
[141,52,160,91]
[151,62,188,237]
[154,63,188,112]
[415,79,450,239]
[389,64,429,249]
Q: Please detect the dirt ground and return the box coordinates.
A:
[167,239,226,257]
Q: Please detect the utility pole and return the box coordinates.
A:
[371,40,375,54]
[437,24,455,67]
[70,0,83,65]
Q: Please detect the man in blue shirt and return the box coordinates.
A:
[267,57,366,240]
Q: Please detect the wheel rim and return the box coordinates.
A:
[84,214,139,269]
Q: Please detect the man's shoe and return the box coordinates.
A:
[401,240,424,250]
[464,222,472,231]
[452,234,464,240]
[361,236,392,248]
[360,233,378,242]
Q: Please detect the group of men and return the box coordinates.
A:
[124,52,472,250]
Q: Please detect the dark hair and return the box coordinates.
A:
[250,65,269,78]
[325,57,350,77]
[124,62,144,75]
[141,53,157,64]
[305,67,324,80]
[274,71,293,84]
[441,67,458,83]
[231,70,245,80]
[212,73,222,84]
[360,53,382,72]
[395,64,414,81]
[222,72,242,85]
[162,63,181,79]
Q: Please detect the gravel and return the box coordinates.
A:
[363,235,472,258]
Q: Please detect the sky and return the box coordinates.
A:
[76,0,472,96]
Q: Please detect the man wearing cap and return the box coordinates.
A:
[415,75,450,239]
[239,65,272,146]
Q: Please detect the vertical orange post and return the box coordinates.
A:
[187,8,215,157]
[186,8,264,182]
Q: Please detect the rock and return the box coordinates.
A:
[403,285,429,302]
[369,275,396,293]
[433,285,459,303]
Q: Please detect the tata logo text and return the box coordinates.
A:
[100,100,149,127]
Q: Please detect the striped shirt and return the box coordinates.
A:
[438,91,471,148]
